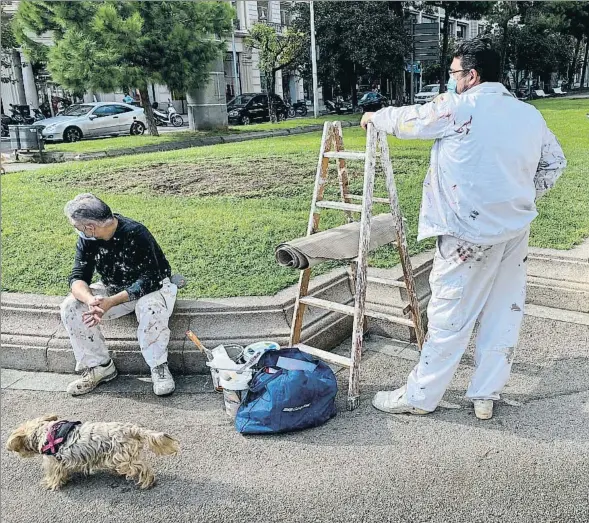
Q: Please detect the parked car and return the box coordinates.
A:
[358,91,389,112]
[34,102,147,143]
[227,93,288,125]
[415,84,440,104]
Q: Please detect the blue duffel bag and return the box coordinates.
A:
[235,348,338,434]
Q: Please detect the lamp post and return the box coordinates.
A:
[310,0,319,118]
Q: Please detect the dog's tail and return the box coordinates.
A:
[129,427,179,456]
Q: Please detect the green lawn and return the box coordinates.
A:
[44,114,360,154]
[2,100,587,298]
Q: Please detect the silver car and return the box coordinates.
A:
[414,84,440,104]
[35,102,147,143]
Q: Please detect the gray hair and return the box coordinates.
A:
[64,193,114,226]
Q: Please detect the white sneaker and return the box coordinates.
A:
[473,399,494,420]
[372,386,430,415]
[151,363,175,396]
[67,360,118,396]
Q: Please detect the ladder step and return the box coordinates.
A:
[366,275,407,288]
[315,201,363,212]
[294,343,351,368]
[323,151,366,160]
[344,193,390,204]
[299,297,415,327]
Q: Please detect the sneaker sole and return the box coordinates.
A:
[371,398,430,415]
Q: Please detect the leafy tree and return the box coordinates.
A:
[291,1,408,106]
[1,5,18,86]
[543,1,589,86]
[14,1,233,135]
[245,23,305,120]
[421,2,494,92]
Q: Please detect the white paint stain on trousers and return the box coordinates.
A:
[60,279,178,371]
[405,228,529,411]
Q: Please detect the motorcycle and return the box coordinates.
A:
[324,97,354,115]
[32,108,46,122]
[152,100,184,127]
[287,100,308,118]
[8,105,34,125]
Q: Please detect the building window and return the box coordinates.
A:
[449,22,455,35]
[457,24,466,39]
[257,1,268,21]
[478,25,485,35]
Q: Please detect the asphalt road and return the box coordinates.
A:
[2,344,588,523]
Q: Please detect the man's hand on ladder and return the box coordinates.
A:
[361,112,376,130]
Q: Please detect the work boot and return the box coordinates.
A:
[151,363,175,396]
[67,360,118,396]
[372,386,431,415]
[473,399,494,420]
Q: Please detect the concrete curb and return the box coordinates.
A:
[0,251,434,376]
[20,121,358,164]
[2,243,588,375]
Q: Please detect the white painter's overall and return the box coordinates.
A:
[61,279,177,371]
[406,230,528,411]
[371,82,567,410]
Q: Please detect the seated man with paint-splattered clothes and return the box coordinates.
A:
[61,193,177,397]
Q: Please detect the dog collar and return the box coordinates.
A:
[41,420,81,456]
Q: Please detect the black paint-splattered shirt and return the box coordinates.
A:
[68,214,171,300]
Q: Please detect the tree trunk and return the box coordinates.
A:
[395,70,404,106]
[569,37,582,87]
[580,37,589,90]
[499,21,509,83]
[268,70,276,122]
[351,77,358,110]
[138,85,159,137]
[439,11,451,93]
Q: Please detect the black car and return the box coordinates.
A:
[358,91,389,112]
[227,93,289,125]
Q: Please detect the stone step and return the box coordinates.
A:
[526,275,589,313]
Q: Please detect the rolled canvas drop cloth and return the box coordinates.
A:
[275,213,397,270]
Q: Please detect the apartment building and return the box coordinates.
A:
[1,0,488,114]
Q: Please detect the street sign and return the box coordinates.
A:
[414,42,439,50]
[415,54,440,62]
[404,22,440,35]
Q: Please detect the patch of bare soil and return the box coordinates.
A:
[52,157,367,198]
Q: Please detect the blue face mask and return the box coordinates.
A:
[447,77,457,94]
[77,229,97,241]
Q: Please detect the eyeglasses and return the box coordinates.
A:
[448,69,471,77]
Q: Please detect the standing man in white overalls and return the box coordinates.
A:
[361,37,567,420]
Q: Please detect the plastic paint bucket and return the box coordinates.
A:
[220,372,251,418]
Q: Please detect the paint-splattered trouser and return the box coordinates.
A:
[406,228,529,412]
[60,279,178,371]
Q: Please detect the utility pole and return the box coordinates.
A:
[310,0,319,118]
[410,19,415,105]
[231,19,241,97]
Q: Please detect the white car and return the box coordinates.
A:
[35,102,147,143]
[414,84,440,104]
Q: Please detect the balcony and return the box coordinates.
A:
[258,20,287,34]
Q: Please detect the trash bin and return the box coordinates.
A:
[9,125,44,152]
[8,125,21,151]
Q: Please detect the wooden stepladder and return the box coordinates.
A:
[290,121,425,411]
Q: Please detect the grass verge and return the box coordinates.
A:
[2,99,587,298]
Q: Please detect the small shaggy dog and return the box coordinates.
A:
[6,415,179,490]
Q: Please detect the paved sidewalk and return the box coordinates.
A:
[2,336,588,523]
